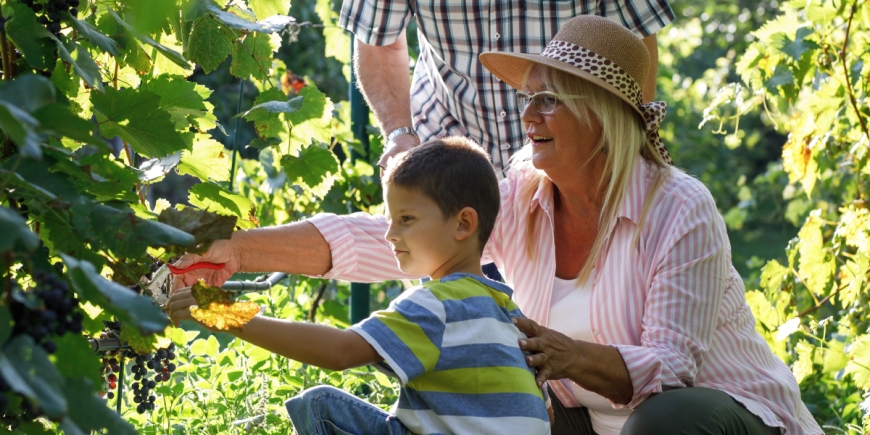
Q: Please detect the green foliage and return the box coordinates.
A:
[0,0,381,432]
[700,0,870,431]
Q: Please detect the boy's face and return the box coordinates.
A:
[383,184,460,278]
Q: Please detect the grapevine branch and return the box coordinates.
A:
[840,0,869,198]
[798,267,870,318]
[308,282,328,322]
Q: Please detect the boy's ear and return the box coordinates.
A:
[454,207,479,242]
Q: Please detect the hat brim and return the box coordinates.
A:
[479,51,646,126]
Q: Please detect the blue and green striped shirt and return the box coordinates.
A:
[351,273,549,435]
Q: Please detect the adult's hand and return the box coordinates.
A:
[171,239,240,292]
[378,133,421,175]
[513,317,581,387]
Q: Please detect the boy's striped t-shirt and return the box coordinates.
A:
[350,273,550,435]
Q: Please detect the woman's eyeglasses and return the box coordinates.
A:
[516,91,585,114]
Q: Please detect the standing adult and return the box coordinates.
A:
[342,0,675,173]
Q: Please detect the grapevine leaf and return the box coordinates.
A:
[140,75,211,130]
[191,301,260,331]
[203,1,295,33]
[54,39,104,92]
[759,259,789,297]
[89,204,195,258]
[280,145,340,194]
[62,254,169,334]
[791,340,814,384]
[796,214,835,296]
[78,153,142,201]
[766,64,794,91]
[247,138,281,149]
[157,207,237,255]
[60,12,121,56]
[91,87,188,158]
[190,280,259,331]
[187,16,234,73]
[0,74,56,113]
[230,33,276,81]
[34,104,103,147]
[119,324,160,354]
[770,27,819,61]
[3,2,56,70]
[0,101,41,158]
[0,335,67,419]
[315,0,351,63]
[247,0,291,20]
[138,152,182,183]
[188,182,254,220]
[109,10,191,69]
[177,134,230,182]
[53,334,103,387]
[241,95,304,118]
[244,87,287,138]
[846,335,870,389]
[0,206,39,252]
[287,86,334,146]
[121,0,177,35]
[821,340,848,374]
[61,377,137,435]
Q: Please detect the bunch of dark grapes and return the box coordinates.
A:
[130,343,176,413]
[9,271,83,354]
[17,0,80,37]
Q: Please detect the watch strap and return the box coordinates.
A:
[386,126,418,143]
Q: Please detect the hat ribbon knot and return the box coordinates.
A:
[641,101,672,165]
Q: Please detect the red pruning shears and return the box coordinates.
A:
[167,262,226,274]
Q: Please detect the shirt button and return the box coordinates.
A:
[494,32,501,40]
[501,144,510,150]
[499,111,507,117]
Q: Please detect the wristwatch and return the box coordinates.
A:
[385,126,419,143]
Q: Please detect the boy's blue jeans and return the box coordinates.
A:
[285,385,409,435]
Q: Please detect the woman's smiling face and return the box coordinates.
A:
[521,67,604,177]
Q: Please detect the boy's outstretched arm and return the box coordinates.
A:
[167,287,382,371]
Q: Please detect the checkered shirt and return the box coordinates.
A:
[339,0,675,173]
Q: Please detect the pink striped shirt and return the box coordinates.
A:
[309,159,821,434]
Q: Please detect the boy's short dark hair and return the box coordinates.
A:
[383,136,500,250]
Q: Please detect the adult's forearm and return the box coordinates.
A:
[568,341,634,405]
[355,31,413,134]
[231,221,333,276]
[641,34,658,103]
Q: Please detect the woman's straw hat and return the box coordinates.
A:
[479,15,672,164]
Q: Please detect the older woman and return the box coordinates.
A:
[172,16,821,435]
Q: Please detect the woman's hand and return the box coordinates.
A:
[171,239,240,293]
[165,286,226,333]
[513,317,581,387]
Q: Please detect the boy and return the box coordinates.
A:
[168,137,550,435]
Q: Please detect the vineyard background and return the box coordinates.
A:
[0,0,868,433]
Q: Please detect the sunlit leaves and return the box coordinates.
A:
[109,10,191,70]
[190,280,259,331]
[244,87,287,138]
[247,0,292,20]
[796,213,835,296]
[188,16,233,73]
[61,11,121,56]
[231,33,279,81]
[2,2,56,70]
[188,183,254,223]
[770,27,819,61]
[177,134,230,182]
[782,111,818,196]
[281,144,340,197]
[792,340,814,384]
[91,87,187,158]
[846,335,870,389]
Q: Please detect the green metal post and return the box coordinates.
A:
[349,40,371,325]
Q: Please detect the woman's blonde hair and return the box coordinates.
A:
[510,65,671,284]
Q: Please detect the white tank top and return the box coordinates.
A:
[548,276,632,435]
